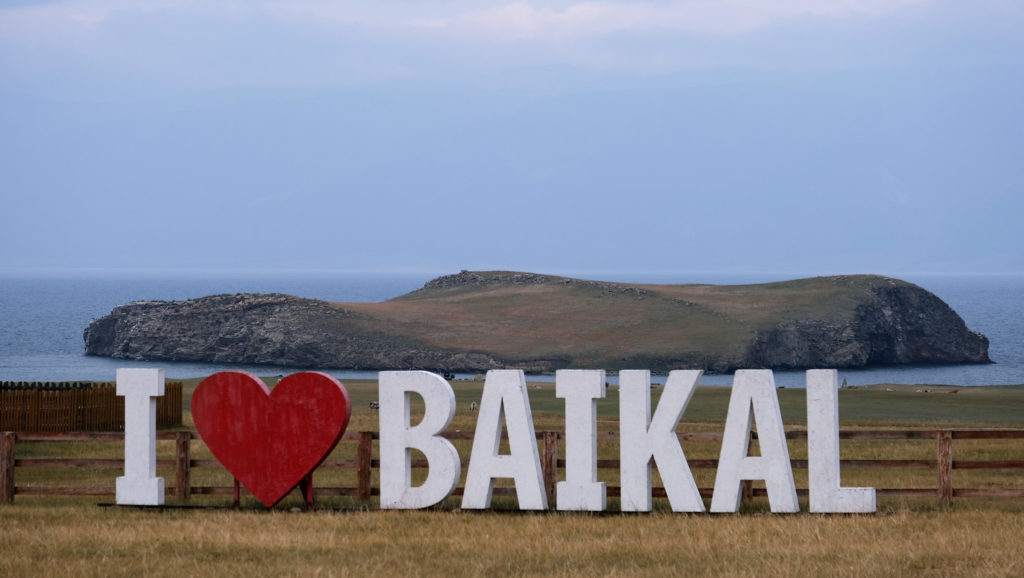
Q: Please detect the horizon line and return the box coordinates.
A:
[2,266,1023,281]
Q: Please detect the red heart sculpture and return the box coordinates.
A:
[192,371,351,507]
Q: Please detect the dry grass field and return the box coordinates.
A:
[4,502,1024,577]
[3,377,1024,576]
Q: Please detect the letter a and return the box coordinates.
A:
[711,370,798,513]
[379,371,461,509]
[807,370,875,513]
[463,370,547,510]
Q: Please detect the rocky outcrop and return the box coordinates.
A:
[418,270,551,291]
[413,270,649,298]
[745,278,990,369]
[84,272,990,373]
[83,293,513,371]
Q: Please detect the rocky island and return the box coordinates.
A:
[83,271,991,373]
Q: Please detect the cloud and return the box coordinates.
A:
[2,0,1013,94]
[404,0,930,39]
[1,0,931,43]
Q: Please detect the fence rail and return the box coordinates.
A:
[0,382,182,432]
[0,381,94,391]
[2,428,1024,507]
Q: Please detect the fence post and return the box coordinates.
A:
[175,431,192,502]
[300,474,314,511]
[937,431,953,505]
[28,390,39,432]
[114,387,125,432]
[742,430,755,501]
[357,432,373,501]
[72,389,83,431]
[542,431,559,507]
[172,382,183,427]
[1,432,15,504]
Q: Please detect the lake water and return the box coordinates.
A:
[1,272,1021,388]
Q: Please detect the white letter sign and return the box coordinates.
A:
[116,368,165,506]
[711,370,798,513]
[114,365,881,514]
[379,371,462,509]
[619,369,705,512]
[555,369,606,511]
[463,370,547,510]
[807,369,876,513]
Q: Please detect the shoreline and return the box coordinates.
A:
[3,358,1022,388]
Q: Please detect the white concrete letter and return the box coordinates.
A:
[555,369,606,511]
[619,370,705,512]
[807,370,876,513]
[711,370,799,513]
[379,371,461,509]
[462,370,547,510]
[116,368,165,506]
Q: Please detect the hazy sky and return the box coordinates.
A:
[2,0,1022,278]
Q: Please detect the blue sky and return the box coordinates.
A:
[2,0,1022,278]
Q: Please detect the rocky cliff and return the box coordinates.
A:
[83,271,990,373]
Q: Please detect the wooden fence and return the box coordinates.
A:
[0,382,182,432]
[3,428,1024,507]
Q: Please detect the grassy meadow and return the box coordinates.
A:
[326,273,952,371]
[3,376,1024,576]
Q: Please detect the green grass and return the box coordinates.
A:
[184,376,1023,430]
[439,380,1024,428]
